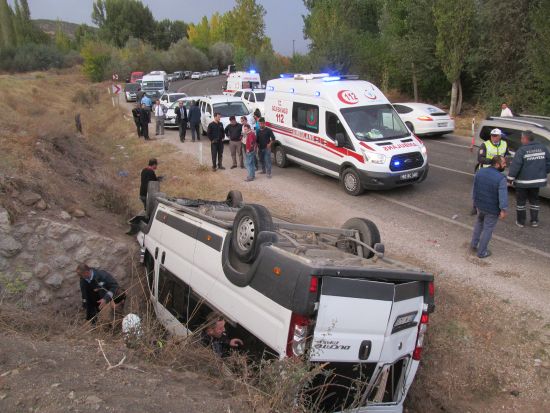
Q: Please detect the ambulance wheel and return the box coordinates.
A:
[341,168,364,196]
[226,190,243,207]
[274,145,289,168]
[232,204,274,263]
[339,218,381,259]
[405,122,415,133]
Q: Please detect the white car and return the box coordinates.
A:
[191,72,203,80]
[160,92,188,108]
[233,89,265,116]
[164,97,199,128]
[393,103,455,136]
[197,95,254,141]
[209,69,220,76]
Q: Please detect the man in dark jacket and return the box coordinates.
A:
[256,117,276,178]
[207,112,225,171]
[140,158,158,209]
[188,100,201,142]
[470,155,508,258]
[131,103,142,138]
[507,130,550,227]
[175,100,188,143]
[200,312,243,358]
[77,263,126,323]
[138,103,151,140]
[225,116,244,169]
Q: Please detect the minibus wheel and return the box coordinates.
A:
[338,217,381,259]
[274,146,289,168]
[226,190,244,207]
[341,168,365,196]
[232,204,274,262]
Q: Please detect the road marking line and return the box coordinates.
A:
[374,194,550,260]
[430,164,475,176]
[428,140,472,149]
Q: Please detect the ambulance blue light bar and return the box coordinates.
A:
[322,76,341,82]
[314,91,321,97]
[249,69,257,74]
[279,73,294,78]
[267,86,274,91]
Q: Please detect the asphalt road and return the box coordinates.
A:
[169,77,550,255]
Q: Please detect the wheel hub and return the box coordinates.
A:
[344,173,357,192]
[237,216,255,251]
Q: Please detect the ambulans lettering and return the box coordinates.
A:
[383,142,417,151]
[337,90,359,105]
[313,339,351,351]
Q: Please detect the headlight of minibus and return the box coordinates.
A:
[360,148,386,164]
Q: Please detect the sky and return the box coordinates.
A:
[20,0,310,56]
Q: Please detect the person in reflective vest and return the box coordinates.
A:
[478,128,509,168]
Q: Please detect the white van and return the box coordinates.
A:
[197,95,254,141]
[133,189,435,413]
[233,89,266,116]
[223,71,262,95]
[265,74,429,195]
[141,73,168,96]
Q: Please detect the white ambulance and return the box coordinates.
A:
[223,70,262,95]
[265,74,429,195]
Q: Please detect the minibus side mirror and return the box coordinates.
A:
[335,133,346,147]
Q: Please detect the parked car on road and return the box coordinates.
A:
[134,189,435,413]
[130,71,144,83]
[167,73,179,82]
[124,83,140,102]
[393,103,455,136]
[164,97,199,128]
[474,115,550,199]
[174,71,185,80]
[160,92,188,108]
[184,71,192,79]
[197,95,253,141]
[191,72,203,80]
[209,69,220,76]
[233,89,265,116]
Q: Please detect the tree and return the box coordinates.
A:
[152,19,187,50]
[527,0,550,113]
[0,0,16,48]
[75,24,97,48]
[226,0,266,56]
[209,42,234,70]
[187,16,210,52]
[81,40,113,82]
[92,0,156,47]
[433,0,475,115]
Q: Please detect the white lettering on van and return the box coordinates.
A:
[383,142,417,151]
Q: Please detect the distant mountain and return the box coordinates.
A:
[33,19,96,39]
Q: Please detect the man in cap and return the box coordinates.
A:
[471,128,510,214]
[507,130,550,227]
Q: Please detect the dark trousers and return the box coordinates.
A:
[471,210,499,257]
[140,195,147,210]
[516,187,540,224]
[211,141,224,168]
[134,120,141,137]
[179,122,187,142]
[141,123,149,140]
[190,122,200,141]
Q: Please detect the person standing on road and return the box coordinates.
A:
[188,100,201,142]
[153,99,167,136]
[507,130,550,228]
[225,116,244,169]
[139,158,159,209]
[207,112,225,171]
[131,103,142,138]
[138,103,150,140]
[175,100,188,143]
[243,124,257,182]
[141,94,152,111]
[256,117,276,178]
[470,155,508,259]
[471,128,509,215]
[500,103,514,117]
[77,263,126,325]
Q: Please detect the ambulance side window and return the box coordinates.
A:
[326,111,351,149]
[293,102,319,133]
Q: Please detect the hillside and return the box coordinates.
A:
[33,19,96,39]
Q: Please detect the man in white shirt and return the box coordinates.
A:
[500,103,513,117]
[153,99,167,136]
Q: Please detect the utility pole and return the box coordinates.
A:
[292,39,295,56]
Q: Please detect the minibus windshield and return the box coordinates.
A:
[341,104,409,141]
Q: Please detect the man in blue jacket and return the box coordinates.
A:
[471,155,508,258]
[507,130,550,227]
[188,100,202,142]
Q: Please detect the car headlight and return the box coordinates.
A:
[360,148,386,164]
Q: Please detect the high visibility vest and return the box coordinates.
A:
[481,140,507,167]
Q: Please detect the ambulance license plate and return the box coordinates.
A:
[400,171,419,180]
[438,122,447,127]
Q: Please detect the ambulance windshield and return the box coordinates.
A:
[341,104,409,141]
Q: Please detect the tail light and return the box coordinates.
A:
[286,313,311,357]
[417,116,433,121]
[428,281,435,298]
[309,276,319,293]
[412,312,429,361]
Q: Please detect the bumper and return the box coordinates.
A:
[358,164,429,190]
[414,121,455,136]
[164,118,177,127]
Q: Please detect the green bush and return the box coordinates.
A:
[0,43,68,72]
[81,40,114,82]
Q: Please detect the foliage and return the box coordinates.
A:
[528,0,550,113]
[81,40,113,82]
[0,43,66,72]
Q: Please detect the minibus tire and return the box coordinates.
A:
[274,146,289,168]
[232,204,274,263]
[341,168,365,196]
[226,190,244,207]
[339,217,381,259]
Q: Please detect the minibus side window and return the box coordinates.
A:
[293,102,319,133]
[326,111,352,149]
[158,266,189,324]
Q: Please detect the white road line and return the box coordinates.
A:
[428,139,472,149]
[430,163,475,176]
[374,194,550,260]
